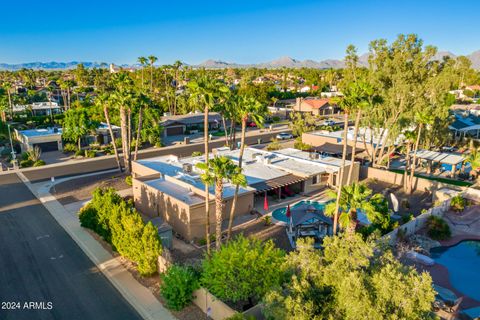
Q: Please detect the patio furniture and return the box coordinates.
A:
[433,284,459,311]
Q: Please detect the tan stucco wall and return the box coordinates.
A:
[302,132,375,154]
[133,176,255,241]
[132,161,162,178]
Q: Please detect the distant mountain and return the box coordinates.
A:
[467,50,480,70]
[0,61,108,71]
[2,50,480,70]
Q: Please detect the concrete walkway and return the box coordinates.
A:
[16,171,176,320]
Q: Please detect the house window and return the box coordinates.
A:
[312,175,318,185]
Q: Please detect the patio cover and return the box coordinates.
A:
[291,205,332,226]
[251,174,306,194]
[413,150,465,165]
[458,124,480,132]
[311,143,360,156]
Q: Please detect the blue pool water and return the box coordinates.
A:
[271,200,330,223]
[430,240,480,301]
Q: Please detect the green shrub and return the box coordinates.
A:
[271,116,281,123]
[75,150,84,157]
[33,160,46,167]
[125,175,133,186]
[450,195,466,212]
[160,265,200,311]
[79,187,162,276]
[85,150,96,158]
[191,151,203,157]
[293,138,312,151]
[267,139,280,151]
[201,235,285,303]
[20,159,34,168]
[264,215,272,226]
[426,216,451,240]
[225,314,255,320]
[21,152,29,161]
[63,143,78,153]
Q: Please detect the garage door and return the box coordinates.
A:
[33,141,58,152]
[166,126,184,136]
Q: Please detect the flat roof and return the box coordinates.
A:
[145,178,204,205]
[18,128,62,137]
[305,127,394,147]
[413,150,465,165]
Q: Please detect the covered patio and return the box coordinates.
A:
[251,174,307,211]
[412,150,466,178]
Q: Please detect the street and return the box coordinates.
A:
[0,173,142,320]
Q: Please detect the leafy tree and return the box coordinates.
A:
[62,106,97,150]
[289,111,316,137]
[264,235,436,320]
[160,265,200,311]
[201,235,285,304]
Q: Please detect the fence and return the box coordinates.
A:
[382,197,452,245]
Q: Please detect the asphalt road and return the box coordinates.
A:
[0,173,142,320]
[15,129,291,183]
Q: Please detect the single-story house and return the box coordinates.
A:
[80,122,121,146]
[160,112,223,137]
[293,97,340,116]
[15,127,63,152]
[131,147,359,241]
[13,102,63,116]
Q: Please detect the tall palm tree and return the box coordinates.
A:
[96,94,122,172]
[133,93,151,160]
[2,82,13,119]
[187,76,229,255]
[226,96,267,240]
[110,72,136,174]
[137,56,148,89]
[326,182,375,234]
[148,55,158,93]
[196,156,246,250]
[172,60,183,115]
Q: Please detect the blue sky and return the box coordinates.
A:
[1,0,479,64]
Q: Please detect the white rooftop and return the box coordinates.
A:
[307,127,397,147]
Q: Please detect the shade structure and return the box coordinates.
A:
[286,204,291,218]
[251,174,306,194]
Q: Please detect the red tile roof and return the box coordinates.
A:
[466,85,480,91]
[302,98,330,109]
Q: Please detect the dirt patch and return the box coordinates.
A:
[84,228,205,320]
[52,172,130,205]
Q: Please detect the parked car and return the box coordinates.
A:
[276,132,294,140]
[323,119,336,126]
[247,121,257,127]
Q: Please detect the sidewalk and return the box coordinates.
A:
[16,171,176,320]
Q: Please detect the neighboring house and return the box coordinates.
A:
[449,112,480,138]
[160,112,222,137]
[13,102,63,116]
[302,127,398,155]
[80,122,122,146]
[293,97,340,116]
[320,91,343,98]
[131,147,358,241]
[15,127,63,152]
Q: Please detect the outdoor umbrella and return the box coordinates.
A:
[263,192,269,211]
[286,204,292,233]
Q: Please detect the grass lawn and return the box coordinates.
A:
[389,168,473,187]
[211,130,227,137]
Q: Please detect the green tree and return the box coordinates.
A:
[196,156,246,250]
[62,106,97,150]
[201,235,285,304]
[148,55,158,93]
[160,265,200,311]
[264,235,436,320]
[227,95,267,240]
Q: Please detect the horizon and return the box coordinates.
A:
[1,0,480,65]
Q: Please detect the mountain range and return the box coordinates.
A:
[1,50,480,70]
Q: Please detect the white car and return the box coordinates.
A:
[323,119,336,126]
[276,132,294,140]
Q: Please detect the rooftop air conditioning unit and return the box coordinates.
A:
[169,155,179,162]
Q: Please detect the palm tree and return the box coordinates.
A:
[148,55,158,93]
[2,82,13,119]
[226,96,267,240]
[96,94,122,172]
[172,60,183,115]
[196,156,246,250]
[133,93,151,160]
[326,182,375,234]
[137,56,148,89]
[110,72,136,173]
[187,75,229,255]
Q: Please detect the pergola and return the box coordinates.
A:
[412,150,465,176]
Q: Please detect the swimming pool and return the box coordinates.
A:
[430,240,480,301]
[271,200,330,223]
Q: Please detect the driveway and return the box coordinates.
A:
[0,173,141,320]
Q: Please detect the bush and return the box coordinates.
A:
[85,150,96,158]
[266,139,280,151]
[79,187,162,276]
[75,150,84,157]
[63,143,78,153]
[33,160,46,167]
[293,138,312,151]
[201,235,285,304]
[450,195,466,212]
[20,159,34,168]
[426,216,451,240]
[160,265,200,311]
[125,175,133,186]
[191,151,203,157]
